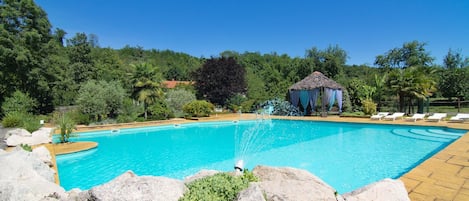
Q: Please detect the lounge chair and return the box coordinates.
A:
[370,112,389,120]
[383,112,405,121]
[426,113,447,122]
[449,113,469,122]
[405,113,426,122]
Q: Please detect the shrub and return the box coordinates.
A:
[1,90,37,114]
[22,115,41,133]
[2,112,24,128]
[226,93,248,112]
[117,98,144,123]
[165,89,196,117]
[2,112,41,133]
[20,144,32,152]
[183,100,214,117]
[148,100,173,120]
[362,99,377,115]
[67,110,91,125]
[180,171,257,201]
[76,80,126,121]
[55,113,77,143]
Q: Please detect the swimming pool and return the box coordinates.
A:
[56,119,467,193]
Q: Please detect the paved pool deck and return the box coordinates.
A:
[48,113,469,200]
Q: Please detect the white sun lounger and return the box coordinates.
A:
[426,113,447,122]
[405,113,426,122]
[370,112,389,120]
[449,113,469,122]
[383,112,405,121]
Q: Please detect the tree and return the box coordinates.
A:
[165,89,196,117]
[67,33,95,84]
[75,80,107,121]
[75,80,126,121]
[193,57,246,106]
[0,0,58,113]
[130,63,164,119]
[306,45,347,78]
[374,41,434,69]
[440,50,469,102]
[388,66,436,113]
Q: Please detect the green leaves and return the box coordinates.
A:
[1,90,37,114]
[180,172,254,201]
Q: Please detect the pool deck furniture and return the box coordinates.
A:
[427,113,448,122]
[449,113,469,123]
[383,112,405,121]
[405,113,426,122]
[370,112,389,120]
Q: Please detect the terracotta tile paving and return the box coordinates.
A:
[35,114,469,199]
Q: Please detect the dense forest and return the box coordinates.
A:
[1,0,469,126]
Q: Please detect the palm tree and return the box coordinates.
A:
[388,66,436,113]
[130,63,163,119]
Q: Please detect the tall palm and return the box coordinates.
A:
[131,63,163,119]
[388,66,436,113]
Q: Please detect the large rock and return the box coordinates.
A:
[236,183,265,201]
[5,127,51,146]
[252,166,342,201]
[5,128,32,138]
[79,171,186,201]
[342,178,410,201]
[0,149,65,201]
[184,169,220,184]
[32,146,53,166]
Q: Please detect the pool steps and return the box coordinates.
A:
[391,128,464,143]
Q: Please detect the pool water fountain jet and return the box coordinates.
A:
[234,103,275,173]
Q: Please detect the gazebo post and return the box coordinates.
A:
[321,87,327,117]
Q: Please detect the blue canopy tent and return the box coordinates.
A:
[288,71,344,116]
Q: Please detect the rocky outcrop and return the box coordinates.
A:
[78,171,186,201]
[236,183,265,201]
[252,166,343,201]
[5,127,52,146]
[184,169,220,183]
[0,149,65,201]
[32,146,53,166]
[343,178,410,201]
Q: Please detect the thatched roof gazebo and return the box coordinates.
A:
[288,71,344,116]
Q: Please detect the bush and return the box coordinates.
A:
[2,112,41,133]
[20,144,32,152]
[180,171,257,201]
[54,112,77,143]
[22,115,41,133]
[226,93,248,112]
[2,112,24,128]
[117,98,144,123]
[362,99,377,115]
[148,100,173,120]
[1,90,37,114]
[67,110,91,125]
[165,89,196,117]
[183,100,214,117]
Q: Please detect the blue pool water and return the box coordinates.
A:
[56,120,467,193]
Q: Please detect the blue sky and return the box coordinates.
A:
[35,0,469,65]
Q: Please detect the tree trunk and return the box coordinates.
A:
[458,97,461,113]
[399,93,405,112]
[144,103,148,119]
